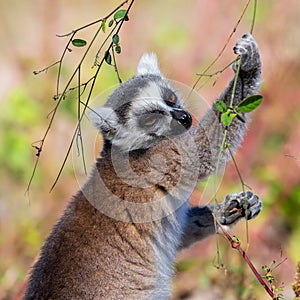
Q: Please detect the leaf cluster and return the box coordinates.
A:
[103,9,128,65]
[262,262,285,300]
[215,94,263,127]
[69,9,128,66]
[27,1,134,192]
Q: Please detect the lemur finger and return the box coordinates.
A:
[224,191,252,208]
[243,193,261,208]
[221,209,243,225]
[244,199,262,220]
[219,191,262,224]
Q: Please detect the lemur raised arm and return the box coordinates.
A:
[24,34,262,300]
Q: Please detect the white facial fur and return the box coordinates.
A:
[90,53,188,152]
[112,82,176,151]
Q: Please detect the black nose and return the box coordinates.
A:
[171,109,192,129]
[170,109,192,133]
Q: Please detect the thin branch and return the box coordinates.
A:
[215,217,275,299]
[94,22,119,66]
[56,0,128,37]
[189,0,252,95]
[27,0,134,193]
[227,145,251,244]
[49,63,102,192]
[211,0,257,268]
[213,130,228,265]
[33,60,60,75]
[250,0,257,34]
[76,65,87,175]
[229,57,241,107]
[56,31,76,97]
[196,58,237,78]
[213,58,242,209]
[111,46,123,84]
[227,146,252,191]
[49,0,135,191]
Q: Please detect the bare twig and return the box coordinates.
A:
[112,46,123,84]
[250,0,257,34]
[49,0,135,191]
[196,58,237,78]
[26,0,134,193]
[189,0,252,95]
[215,217,275,299]
[210,0,262,284]
[76,65,87,175]
[33,61,60,75]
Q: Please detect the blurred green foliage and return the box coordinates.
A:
[1,1,300,299]
[0,88,41,182]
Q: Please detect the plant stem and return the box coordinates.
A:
[27,0,135,193]
[229,57,241,108]
[227,146,249,242]
[250,0,257,34]
[189,0,252,96]
[215,218,275,299]
[213,129,228,265]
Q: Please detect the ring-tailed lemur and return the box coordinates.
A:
[24,34,262,299]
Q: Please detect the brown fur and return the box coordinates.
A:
[24,34,262,300]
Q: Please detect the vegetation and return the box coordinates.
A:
[0,1,299,299]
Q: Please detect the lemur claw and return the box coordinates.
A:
[217,191,262,226]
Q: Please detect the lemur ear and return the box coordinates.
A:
[136,53,162,76]
[89,107,119,138]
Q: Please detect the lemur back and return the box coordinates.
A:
[24,34,262,300]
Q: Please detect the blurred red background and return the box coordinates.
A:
[0,1,299,299]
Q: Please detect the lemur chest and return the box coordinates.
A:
[99,148,184,202]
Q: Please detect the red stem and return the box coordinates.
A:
[234,242,275,298]
[215,218,275,299]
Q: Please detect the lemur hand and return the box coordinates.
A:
[214,191,262,226]
[233,33,261,72]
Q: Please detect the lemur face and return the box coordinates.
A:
[90,53,192,152]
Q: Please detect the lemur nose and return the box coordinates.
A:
[171,109,192,130]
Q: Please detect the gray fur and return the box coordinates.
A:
[24,34,262,300]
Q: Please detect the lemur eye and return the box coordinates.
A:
[168,93,176,104]
[138,109,165,129]
[138,111,164,128]
[163,90,178,107]
[143,115,158,127]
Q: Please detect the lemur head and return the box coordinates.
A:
[90,53,192,153]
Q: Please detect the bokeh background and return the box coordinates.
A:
[1,1,300,299]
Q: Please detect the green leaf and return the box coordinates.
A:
[112,34,119,45]
[101,19,106,33]
[71,39,87,47]
[215,100,227,113]
[221,112,236,127]
[235,112,246,123]
[104,51,112,65]
[115,45,121,54]
[114,9,127,20]
[108,19,114,27]
[237,94,263,113]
